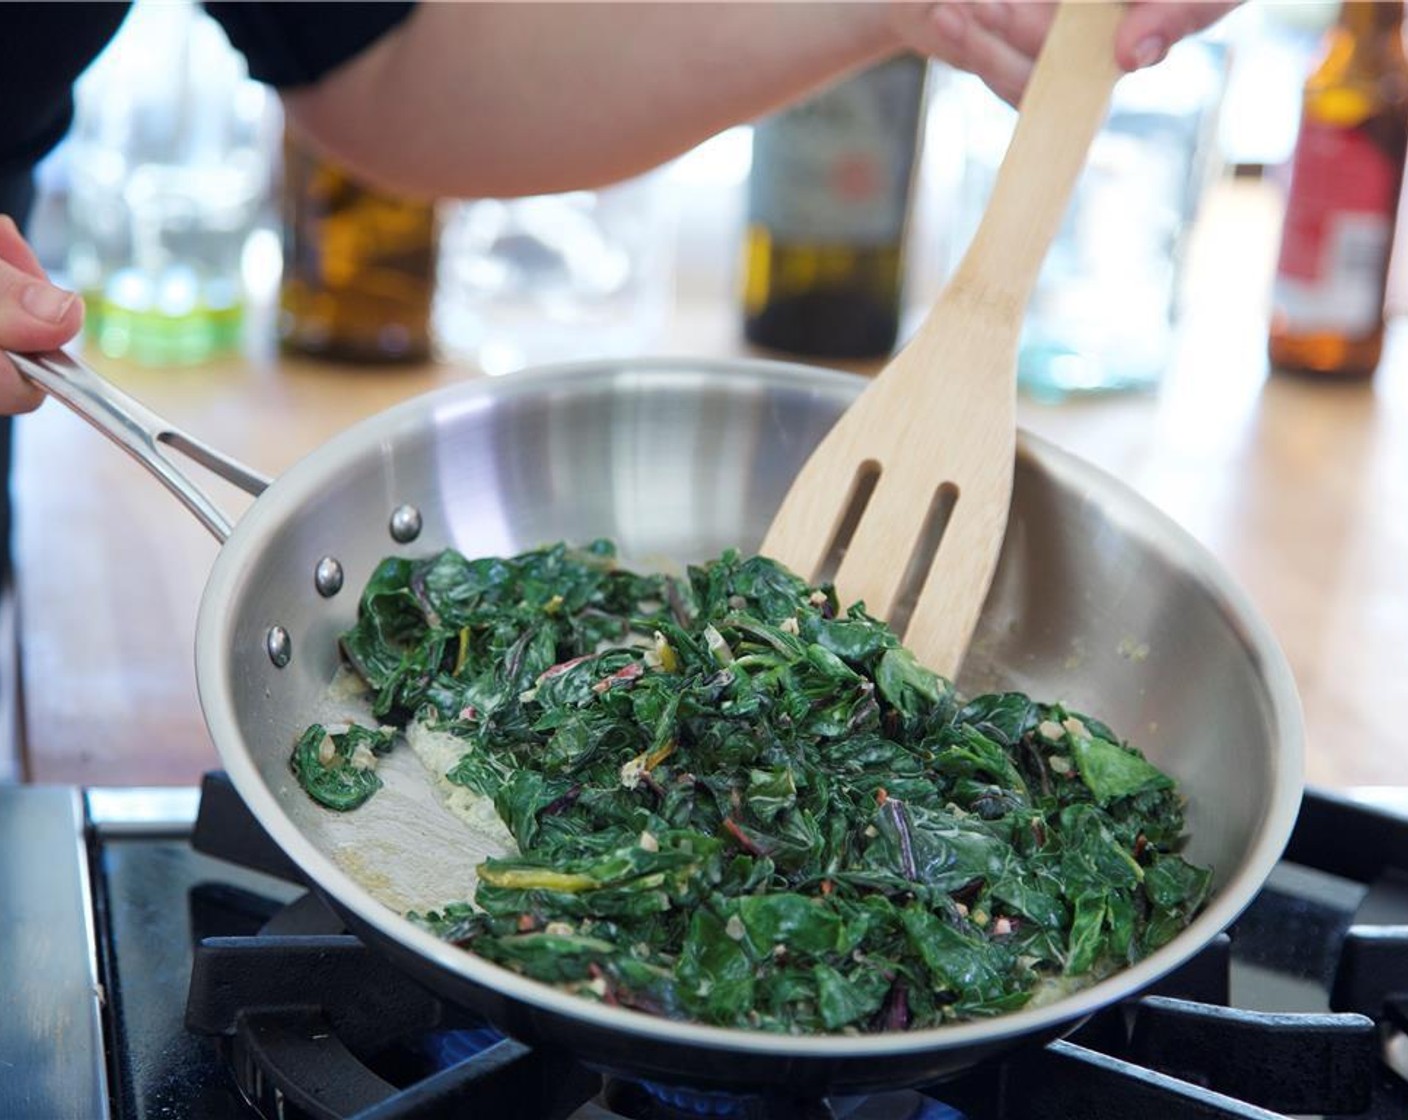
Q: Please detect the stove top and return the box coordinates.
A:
[5,777,1408,1119]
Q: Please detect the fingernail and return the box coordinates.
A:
[20,282,76,323]
[932,3,967,41]
[1132,34,1168,69]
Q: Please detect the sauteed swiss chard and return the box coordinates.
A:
[291,541,1210,1034]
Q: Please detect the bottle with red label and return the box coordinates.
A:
[1269,0,1408,378]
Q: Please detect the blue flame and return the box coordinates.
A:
[419,1026,507,1070]
[639,1081,750,1116]
[638,1081,969,1119]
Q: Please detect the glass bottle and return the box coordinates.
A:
[279,130,438,363]
[1269,0,1408,379]
[66,0,276,367]
[741,55,928,361]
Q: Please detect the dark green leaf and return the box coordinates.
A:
[814,963,890,1030]
[956,693,1037,747]
[737,893,845,956]
[900,904,1012,1006]
[1066,725,1174,805]
[1066,892,1107,975]
[1144,855,1213,914]
[289,723,393,811]
[677,907,755,1022]
[875,645,951,723]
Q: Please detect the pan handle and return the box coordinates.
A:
[7,348,270,543]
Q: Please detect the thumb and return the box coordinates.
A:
[0,216,84,413]
[0,214,84,351]
[0,256,84,352]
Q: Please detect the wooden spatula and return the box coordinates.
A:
[761,2,1125,679]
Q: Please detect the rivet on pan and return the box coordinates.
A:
[266,626,292,669]
[390,504,423,543]
[314,556,344,598]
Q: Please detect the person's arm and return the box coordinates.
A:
[0,1,1238,409]
[282,3,903,198]
[282,1,1238,200]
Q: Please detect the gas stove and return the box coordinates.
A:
[5,776,1408,1120]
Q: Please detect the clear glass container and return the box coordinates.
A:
[948,38,1228,400]
[66,0,278,367]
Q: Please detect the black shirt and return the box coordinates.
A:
[0,1,414,216]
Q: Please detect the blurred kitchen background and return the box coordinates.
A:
[16,0,1408,799]
[20,0,1359,392]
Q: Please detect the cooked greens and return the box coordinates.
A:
[290,723,395,811]
[291,541,1211,1033]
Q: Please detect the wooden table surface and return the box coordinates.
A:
[14,179,1407,791]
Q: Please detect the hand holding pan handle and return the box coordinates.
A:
[7,347,270,543]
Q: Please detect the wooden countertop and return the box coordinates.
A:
[14,179,1407,791]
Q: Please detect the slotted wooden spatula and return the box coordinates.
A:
[761,2,1125,679]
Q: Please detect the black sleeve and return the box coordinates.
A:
[0,2,412,185]
[0,2,133,179]
[203,2,415,89]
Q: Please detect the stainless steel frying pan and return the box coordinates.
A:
[11,349,1303,1093]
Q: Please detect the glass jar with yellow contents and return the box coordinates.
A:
[279,129,438,363]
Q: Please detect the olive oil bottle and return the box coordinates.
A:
[1269,0,1408,378]
[280,129,438,363]
[742,55,928,360]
